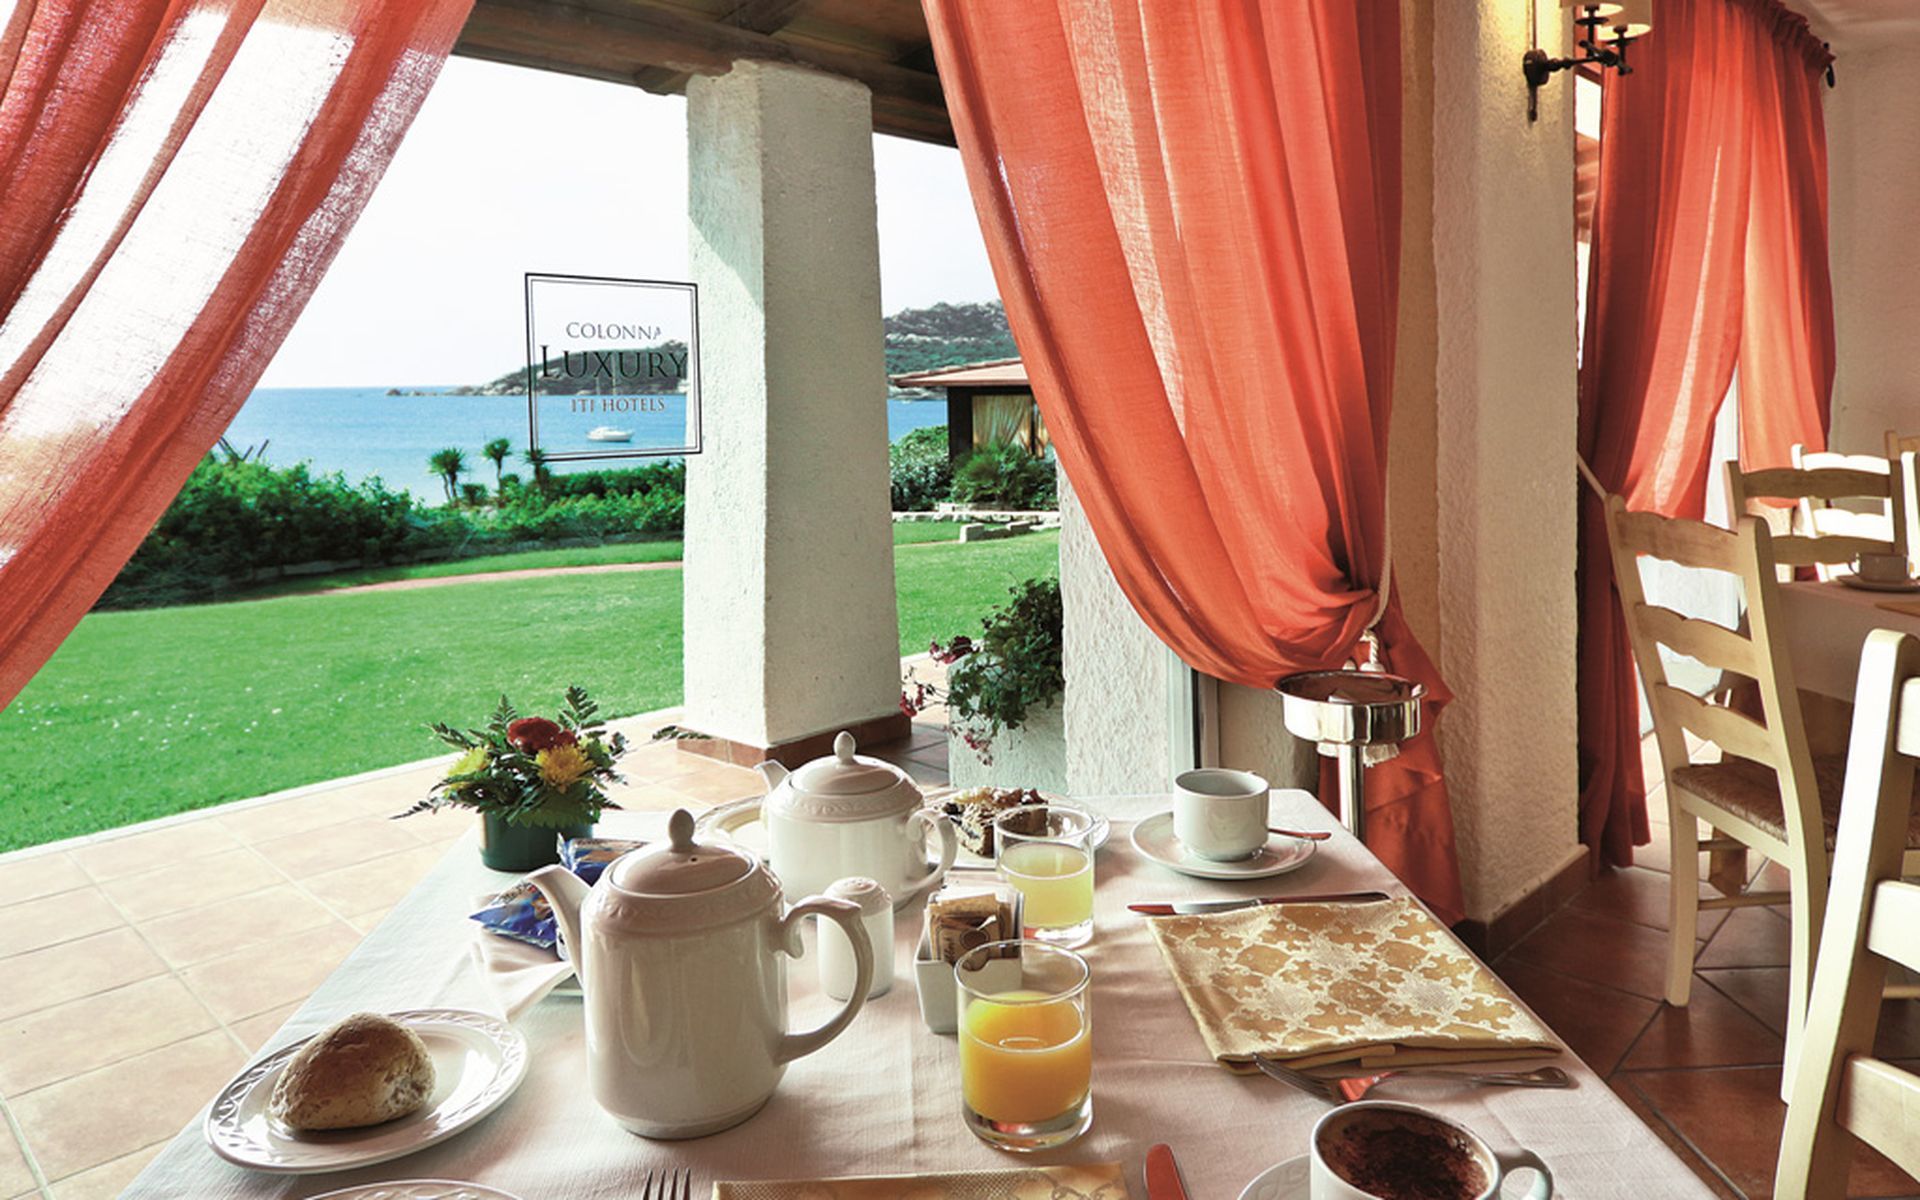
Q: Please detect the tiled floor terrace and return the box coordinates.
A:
[0,716,1907,1198]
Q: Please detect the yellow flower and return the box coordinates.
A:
[536,743,592,790]
[447,745,489,788]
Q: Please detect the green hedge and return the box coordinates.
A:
[890,424,952,511]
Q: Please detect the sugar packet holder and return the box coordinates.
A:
[915,880,1023,1034]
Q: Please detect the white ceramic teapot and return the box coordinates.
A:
[755,731,958,906]
[527,810,873,1140]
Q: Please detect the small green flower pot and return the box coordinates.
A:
[479,813,592,872]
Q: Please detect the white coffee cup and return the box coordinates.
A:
[1309,1101,1552,1200]
[1172,768,1270,861]
[1855,551,1911,584]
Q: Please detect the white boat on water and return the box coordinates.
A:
[587,426,633,443]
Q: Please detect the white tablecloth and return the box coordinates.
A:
[126,792,1715,1199]
[1779,580,1920,700]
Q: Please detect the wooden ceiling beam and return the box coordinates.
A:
[457,0,952,144]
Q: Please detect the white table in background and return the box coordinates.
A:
[125,792,1717,1199]
[1778,579,1920,700]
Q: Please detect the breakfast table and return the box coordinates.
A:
[1778,578,1920,700]
[124,791,1717,1199]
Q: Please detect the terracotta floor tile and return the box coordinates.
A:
[1622,978,1785,1070]
[252,817,418,880]
[0,977,217,1097]
[1607,1076,1741,1200]
[0,1125,36,1200]
[0,889,121,960]
[1568,865,1729,942]
[0,928,165,1022]
[1696,906,1794,970]
[0,854,87,906]
[97,846,282,923]
[347,905,393,934]
[69,821,241,881]
[8,1030,242,1182]
[1697,966,1791,1035]
[897,758,950,786]
[298,844,445,919]
[1491,957,1658,1076]
[666,766,765,804]
[230,1002,303,1054]
[180,921,361,1023]
[617,782,710,814]
[46,1140,165,1200]
[136,884,339,968]
[213,789,363,843]
[1505,906,1677,1001]
[1622,1064,1917,1199]
[393,810,474,847]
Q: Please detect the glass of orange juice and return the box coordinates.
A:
[995,805,1095,948]
[955,939,1093,1151]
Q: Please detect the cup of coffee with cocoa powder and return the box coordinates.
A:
[1308,1101,1553,1200]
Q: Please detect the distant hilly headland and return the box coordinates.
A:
[429,300,1018,400]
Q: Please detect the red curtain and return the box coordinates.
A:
[1578,0,1835,866]
[0,0,473,708]
[924,0,1464,921]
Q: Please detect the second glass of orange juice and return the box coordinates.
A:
[995,805,1095,948]
[955,939,1092,1151]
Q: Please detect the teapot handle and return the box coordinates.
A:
[775,897,873,1065]
[899,809,959,902]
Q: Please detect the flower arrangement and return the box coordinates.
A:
[902,577,1063,765]
[401,686,628,828]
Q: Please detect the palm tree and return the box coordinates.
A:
[482,437,512,498]
[523,446,552,496]
[428,447,467,504]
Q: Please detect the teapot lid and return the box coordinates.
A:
[775,732,919,823]
[606,810,778,925]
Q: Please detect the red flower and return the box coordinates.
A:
[507,717,570,752]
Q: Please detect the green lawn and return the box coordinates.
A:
[228,521,965,600]
[0,531,1056,852]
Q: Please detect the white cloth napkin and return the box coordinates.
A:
[468,919,575,1021]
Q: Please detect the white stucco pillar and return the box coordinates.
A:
[1825,42,1920,452]
[682,61,904,753]
[1426,0,1585,924]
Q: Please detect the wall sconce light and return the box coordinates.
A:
[1524,0,1651,122]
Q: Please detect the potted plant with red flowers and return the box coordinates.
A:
[401,685,628,871]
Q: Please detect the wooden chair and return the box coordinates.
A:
[1788,445,1895,582]
[1728,458,1908,582]
[1886,430,1920,462]
[1604,499,1920,1092]
[1775,629,1920,1199]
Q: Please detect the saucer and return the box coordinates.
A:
[1238,1154,1310,1200]
[1839,573,1920,593]
[1129,811,1317,880]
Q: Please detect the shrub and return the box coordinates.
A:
[889,424,951,511]
[545,460,685,500]
[950,442,1056,510]
[919,577,1064,761]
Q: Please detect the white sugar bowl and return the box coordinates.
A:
[754,732,957,907]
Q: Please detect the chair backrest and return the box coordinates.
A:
[1886,430,1920,461]
[1775,629,1920,1200]
[1728,458,1906,579]
[1788,445,1896,581]
[1602,497,1821,857]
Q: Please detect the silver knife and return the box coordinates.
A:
[1128,890,1391,916]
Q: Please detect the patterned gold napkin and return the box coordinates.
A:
[713,1163,1129,1199]
[1145,898,1558,1071]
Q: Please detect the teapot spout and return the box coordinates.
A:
[755,759,789,791]
[526,865,592,987]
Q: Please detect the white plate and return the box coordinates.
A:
[697,793,1113,870]
[1238,1154,1310,1200]
[1129,811,1318,880]
[1839,574,1920,592]
[308,1183,525,1200]
[205,1010,528,1175]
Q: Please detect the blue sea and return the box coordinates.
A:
[222,387,949,499]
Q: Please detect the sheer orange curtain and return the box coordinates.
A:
[1578,0,1835,866]
[923,0,1464,920]
[0,0,472,708]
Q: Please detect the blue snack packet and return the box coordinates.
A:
[469,837,648,952]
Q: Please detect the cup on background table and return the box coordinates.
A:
[1309,1101,1552,1200]
[1173,768,1271,861]
[1854,551,1913,584]
[954,939,1092,1152]
[995,805,1095,948]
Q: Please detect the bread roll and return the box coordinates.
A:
[270,1013,436,1131]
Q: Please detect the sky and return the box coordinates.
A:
[259,58,1001,388]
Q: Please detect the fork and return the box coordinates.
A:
[1255,1056,1572,1104]
[642,1167,694,1200]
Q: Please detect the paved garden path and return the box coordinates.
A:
[315,559,683,596]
